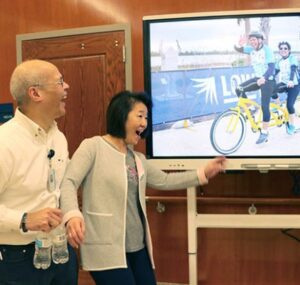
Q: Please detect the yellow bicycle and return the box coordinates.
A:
[210,97,290,155]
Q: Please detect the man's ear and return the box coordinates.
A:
[28,86,43,102]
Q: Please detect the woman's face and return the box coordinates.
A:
[124,102,148,145]
[279,44,290,57]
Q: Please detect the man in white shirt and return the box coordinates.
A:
[0,59,78,285]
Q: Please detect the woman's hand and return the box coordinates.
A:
[204,156,227,180]
[66,217,85,248]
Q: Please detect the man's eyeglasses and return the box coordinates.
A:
[279,47,289,51]
[33,77,64,88]
[54,77,64,87]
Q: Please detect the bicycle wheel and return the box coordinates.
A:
[210,110,246,155]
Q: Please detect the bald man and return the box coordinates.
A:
[0,60,78,285]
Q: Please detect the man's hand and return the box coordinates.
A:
[26,208,63,232]
[257,77,266,86]
[287,81,294,88]
[238,34,247,47]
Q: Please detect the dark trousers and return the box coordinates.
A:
[236,77,276,122]
[273,83,300,114]
[0,243,78,285]
[89,247,157,285]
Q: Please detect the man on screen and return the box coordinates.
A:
[234,31,276,144]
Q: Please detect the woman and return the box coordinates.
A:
[60,90,226,285]
[272,41,300,134]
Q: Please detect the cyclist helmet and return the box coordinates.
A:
[248,31,264,40]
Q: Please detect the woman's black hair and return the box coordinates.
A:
[106,90,152,139]
[278,41,291,50]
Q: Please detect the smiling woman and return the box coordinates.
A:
[272,40,300,134]
[60,90,226,285]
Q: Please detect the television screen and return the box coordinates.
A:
[143,9,300,170]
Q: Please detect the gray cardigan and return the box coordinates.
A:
[60,136,203,271]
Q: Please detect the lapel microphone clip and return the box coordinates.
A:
[47,149,56,192]
[47,149,55,159]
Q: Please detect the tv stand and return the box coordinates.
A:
[187,186,300,285]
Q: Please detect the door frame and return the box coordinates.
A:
[16,23,132,90]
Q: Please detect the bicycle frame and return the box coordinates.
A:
[210,94,292,155]
[231,97,289,132]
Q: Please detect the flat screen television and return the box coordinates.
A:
[143,9,300,171]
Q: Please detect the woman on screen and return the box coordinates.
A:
[60,90,226,285]
[272,41,300,135]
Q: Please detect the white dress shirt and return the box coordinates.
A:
[0,109,68,245]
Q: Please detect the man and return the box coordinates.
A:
[0,59,78,284]
[234,31,276,144]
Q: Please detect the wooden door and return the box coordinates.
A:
[21,31,126,155]
[21,30,127,285]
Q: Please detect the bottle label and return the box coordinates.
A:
[36,238,51,248]
[53,233,66,244]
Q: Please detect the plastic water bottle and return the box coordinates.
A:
[33,232,52,269]
[51,224,69,264]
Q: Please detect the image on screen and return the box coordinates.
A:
[143,10,300,169]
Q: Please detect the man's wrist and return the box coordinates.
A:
[20,212,28,232]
